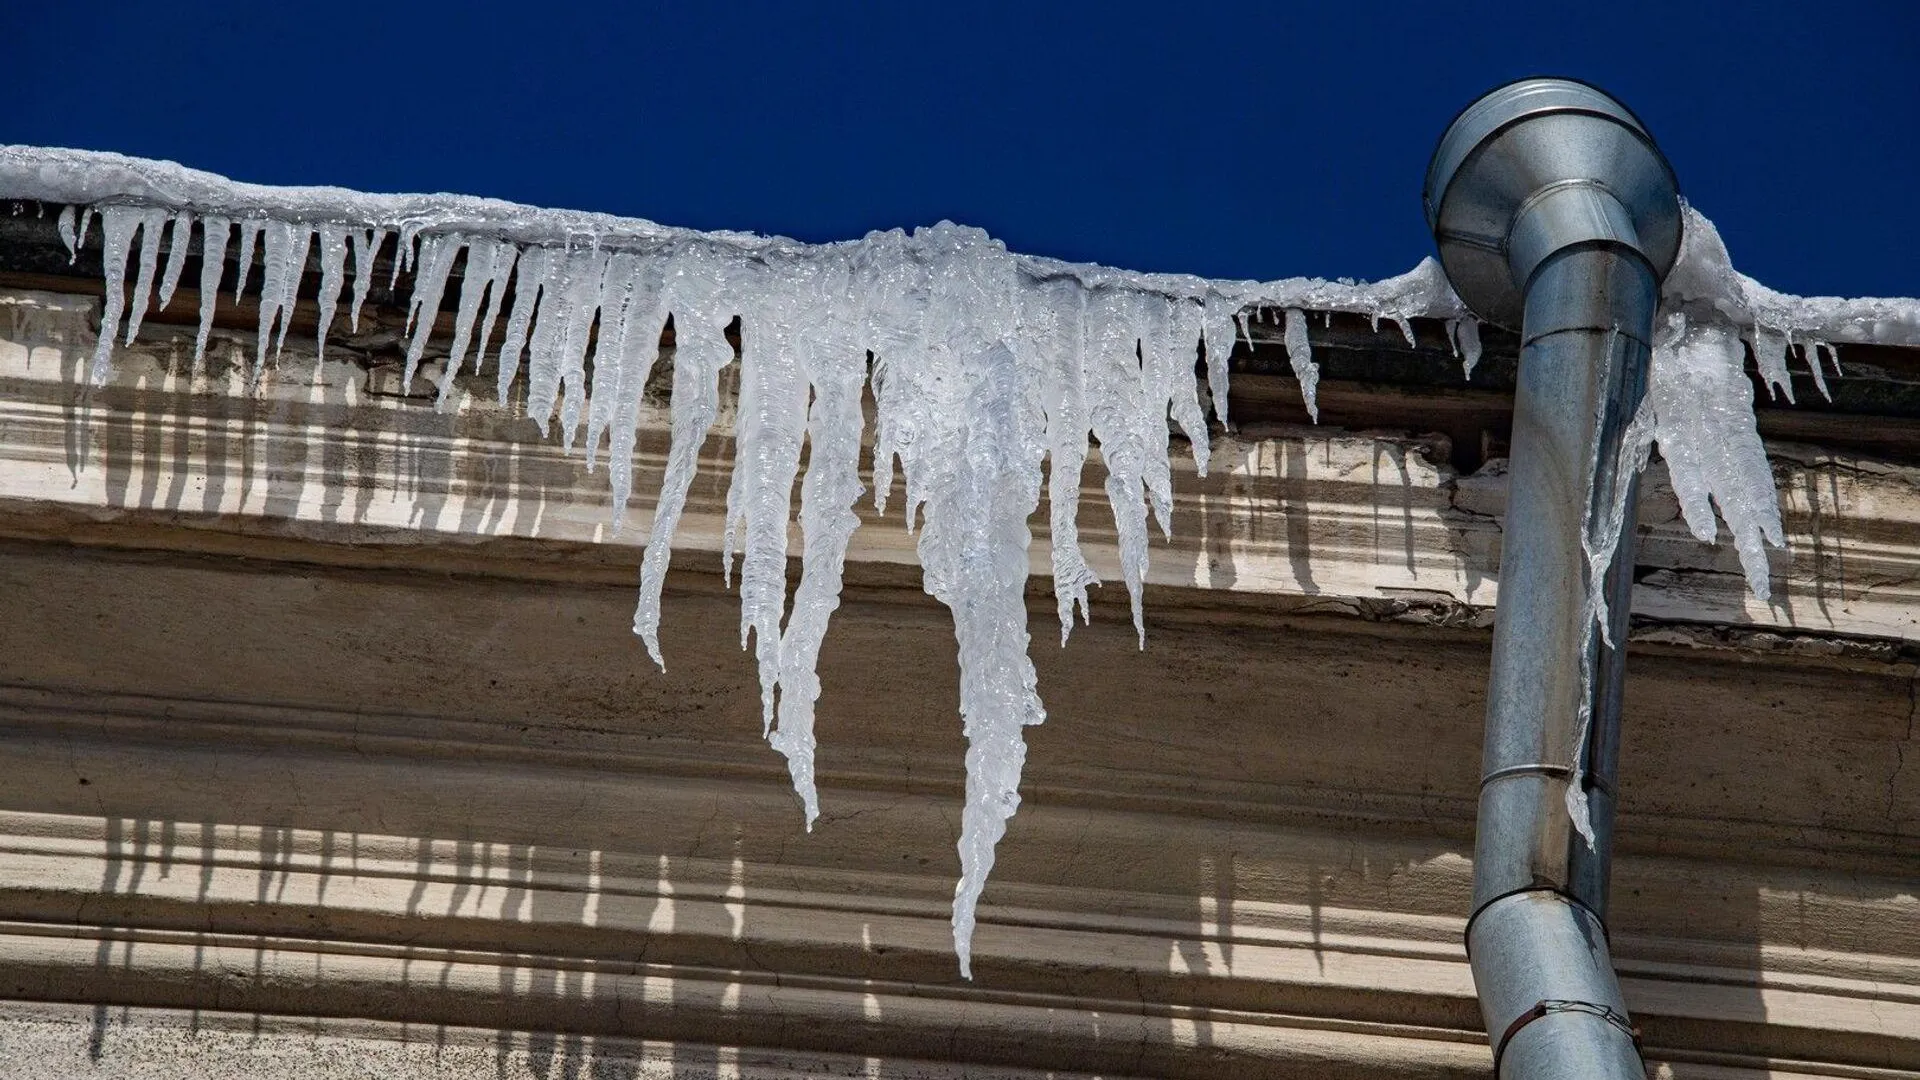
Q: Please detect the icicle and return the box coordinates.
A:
[155,210,193,311]
[1650,313,1785,600]
[193,216,230,369]
[1559,386,1651,841]
[603,254,667,516]
[88,208,142,383]
[313,226,348,361]
[1126,294,1205,546]
[439,237,508,395]
[56,205,76,261]
[555,247,611,446]
[1283,308,1319,422]
[232,220,262,302]
[1750,323,1795,403]
[927,340,1046,980]
[252,220,310,373]
[520,258,568,426]
[494,244,551,405]
[1166,299,1210,476]
[74,207,95,254]
[634,247,736,668]
[278,223,316,352]
[519,245,607,439]
[1797,334,1832,402]
[467,242,518,383]
[581,250,641,469]
[1583,382,1656,649]
[348,228,386,333]
[1814,339,1843,379]
[1086,288,1153,647]
[514,243,602,432]
[1200,294,1239,427]
[121,207,171,345]
[400,233,460,389]
[1566,617,1601,850]
[722,261,810,736]
[279,228,311,357]
[391,225,420,289]
[1136,295,1179,539]
[1030,278,1099,643]
[1566,330,1660,849]
[772,262,869,827]
[862,231,926,521]
[1457,317,1483,381]
[249,221,283,370]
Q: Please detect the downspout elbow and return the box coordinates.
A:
[1507,181,1646,296]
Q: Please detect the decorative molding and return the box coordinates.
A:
[3,288,1918,642]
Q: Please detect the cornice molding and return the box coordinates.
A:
[2,288,1917,643]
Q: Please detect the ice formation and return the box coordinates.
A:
[1638,202,1920,598]
[1553,202,1920,844]
[4,146,1918,975]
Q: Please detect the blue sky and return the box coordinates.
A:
[10,1,1915,297]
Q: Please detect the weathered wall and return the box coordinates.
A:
[0,288,1915,1077]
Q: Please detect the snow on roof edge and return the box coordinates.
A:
[1,145,1469,322]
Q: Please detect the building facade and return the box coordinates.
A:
[0,200,1915,1077]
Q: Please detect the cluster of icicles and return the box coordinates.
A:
[12,146,1920,977]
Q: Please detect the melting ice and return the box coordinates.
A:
[6,146,1919,976]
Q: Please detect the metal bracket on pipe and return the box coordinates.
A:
[1479,762,1617,797]
[1496,999,1642,1072]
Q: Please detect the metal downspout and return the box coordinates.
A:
[1423,79,1683,1079]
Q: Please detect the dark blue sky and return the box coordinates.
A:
[10,2,1915,297]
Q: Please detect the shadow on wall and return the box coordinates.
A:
[80,332,571,544]
[51,808,1477,1078]
[0,523,1502,1078]
[47,677,1920,1078]
[0,287,606,552]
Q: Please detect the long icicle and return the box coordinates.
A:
[770,261,869,827]
[633,247,736,668]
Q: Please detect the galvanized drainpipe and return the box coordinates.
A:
[1424,79,1682,1078]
